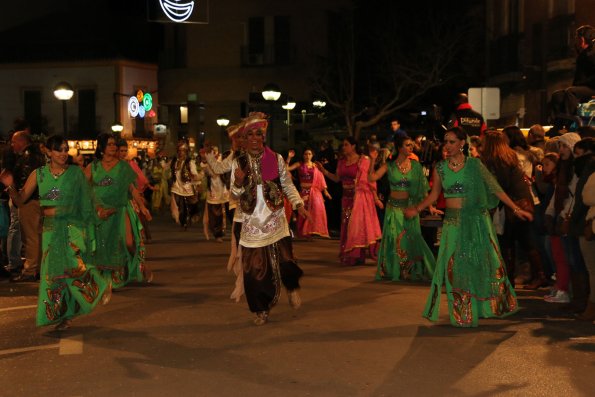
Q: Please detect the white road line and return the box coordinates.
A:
[0,343,59,356]
[0,305,37,313]
[0,334,83,356]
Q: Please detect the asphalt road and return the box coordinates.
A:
[1,214,594,397]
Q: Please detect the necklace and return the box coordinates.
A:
[396,158,409,173]
[50,166,67,179]
[448,156,465,169]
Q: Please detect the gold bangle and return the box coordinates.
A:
[513,207,520,213]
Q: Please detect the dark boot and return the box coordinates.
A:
[575,301,595,322]
[564,273,589,313]
[523,250,548,290]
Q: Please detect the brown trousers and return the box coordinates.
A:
[18,199,41,276]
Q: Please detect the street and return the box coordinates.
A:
[1,214,594,397]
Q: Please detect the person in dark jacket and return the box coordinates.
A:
[549,25,595,130]
[1,131,46,282]
[449,93,487,137]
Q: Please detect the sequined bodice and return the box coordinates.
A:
[388,161,411,191]
[438,160,466,198]
[38,165,70,205]
[338,160,358,186]
[298,165,314,184]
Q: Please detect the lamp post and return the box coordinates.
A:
[216,115,230,148]
[282,98,296,147]
[53,82,74,137]
[261,83,281,149]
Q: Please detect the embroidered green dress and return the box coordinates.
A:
[36,165,109,327]
[91,160,145,288]
[376,160,435,281]
[423,158,518,327]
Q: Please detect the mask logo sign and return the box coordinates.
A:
[159,0,195,23]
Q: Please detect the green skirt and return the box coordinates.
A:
[376,198,435,281]
[37,217,109,327]
[92,202,145,288]
[423,208,518,327]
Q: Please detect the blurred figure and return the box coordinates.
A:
[287,148,331,239]
[3,131,45,282]
[468,136,482,158]
[317,137,381,265]
[449,93,487,137]
[369,134,437,281]
[549,25,595,133]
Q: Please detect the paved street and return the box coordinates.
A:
[1,214,594,397]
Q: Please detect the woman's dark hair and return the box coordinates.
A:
[394,134,411,150]
[574,137,595,153]
[95,132,115,159]
[443,126,469,155]
[481,129,519,169]
[46,135,66,152]
[344,136,357,146]
[503,125,529,150]
[343,136,359,154]
[116,138,128,148]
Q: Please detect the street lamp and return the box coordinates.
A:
[261,83,281,101]
[282,98,296,146]
[216,115,230,128]
[53,82,74,137]
[261,83,281,148]
[313,99,326,109]
[111,123,124,133]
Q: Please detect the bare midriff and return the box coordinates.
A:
[42,207,57,217]
[390,191,409,200]
[445,197,463,209]
[301,182,312,189]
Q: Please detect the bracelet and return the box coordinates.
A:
[513,207,521,214]
[415,206,422,213]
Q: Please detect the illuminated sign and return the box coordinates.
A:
[147,0,209,24]
[159,0,194,22]
[128,90,155,119]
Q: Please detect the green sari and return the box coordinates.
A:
[90,160,145,288]
[376,160,435,281]
[423,158,518,327]
[36,165,109,327]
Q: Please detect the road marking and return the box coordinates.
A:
[0,334,83,356]
[59,334,83,355]
[0,343,59,356]
[0,305,37,313]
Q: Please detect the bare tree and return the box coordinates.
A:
[312,5,472,140]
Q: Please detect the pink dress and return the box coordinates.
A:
[338,156,381,265]
[297,164,329,237]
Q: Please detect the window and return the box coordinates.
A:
[243,16,293,66]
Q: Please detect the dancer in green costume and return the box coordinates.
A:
[405,128,533,327]
[84,133,152,289]
[369,135,437,281]
[2,136,111,330]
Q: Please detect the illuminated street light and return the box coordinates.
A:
[111,123,124,133]
[262,83,281,101]
[53,82,74,136]
[313,99,326,108]
[282,98,297,146]
[261,84,282,149]
[216,115,230,127]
